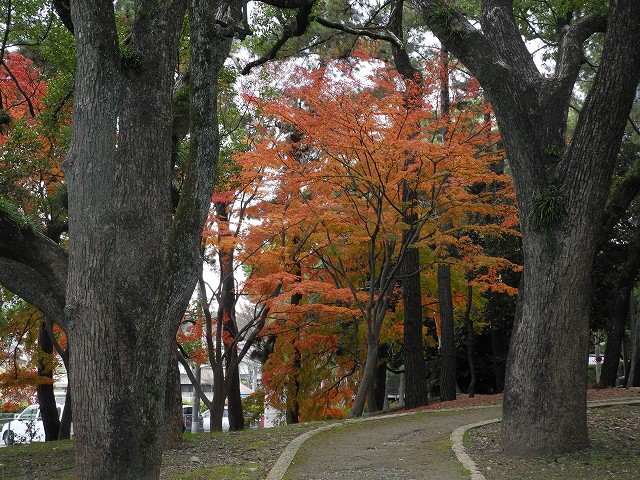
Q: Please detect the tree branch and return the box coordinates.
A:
[241,1,314,74]
[555,14,606,87]
[411,0,508,87]
[0,207,68,331]
[314,16,403,49]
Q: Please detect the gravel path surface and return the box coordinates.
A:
[281,406,501,480]
[276,388,640,480]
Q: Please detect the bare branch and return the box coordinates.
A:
[314,16,403,49]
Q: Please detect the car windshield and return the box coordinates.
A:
[20,406,39,420]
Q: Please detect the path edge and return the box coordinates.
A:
[450,418,500,480]
[265,422,340,480]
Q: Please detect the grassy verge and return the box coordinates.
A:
[0,422,325,480]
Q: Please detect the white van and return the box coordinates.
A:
[1,403,65,445]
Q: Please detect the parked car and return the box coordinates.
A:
[182,405,193,432]
[201,408,229,432]
[2,403,64,445]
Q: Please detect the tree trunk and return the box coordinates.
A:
[628,293,640,386]
[164,349,184,448]
[373,356,387,411]
[502,230,593,455]
[438,263,456,401]
[599,295,629,388]
[388,0,428,411]
[191,365,202,434]
[65,1,238,477]
[490,316,508,393]
[285,342,301,424]
[58,388,72,440]
[351,329,381,417]
[464,285,476,398]
[226,352,244,430]
[402,245,428,409]
[37,321,61,441]
[599,227,640,387]
[416,0,640,457]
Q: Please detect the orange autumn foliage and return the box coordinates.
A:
[232,54,519,418]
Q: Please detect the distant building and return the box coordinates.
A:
[179,357,262,405]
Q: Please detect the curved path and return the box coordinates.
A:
[272,406,501,480]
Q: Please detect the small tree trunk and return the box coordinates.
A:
[58,388,72,440]
[490,316,508,393]
[438,263,457,401]
[599,228,640,387]
[351,331,381,417]
[37,321,61,441]
[226,352,244,430]
[464,285,476,398]
[191,365,201,434]
[285,342,301,424]
[599,297,627,387]
[164,350,184,448]
[628,293,640,386]
[373,355,387,411]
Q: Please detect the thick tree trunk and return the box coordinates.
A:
[37,322,61,441]
[502,227,594,455]
[66,1,236,477]
[438,263,456,401]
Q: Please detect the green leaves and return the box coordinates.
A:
[527,185,566,231]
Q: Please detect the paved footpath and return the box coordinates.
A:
[271,405,502,480]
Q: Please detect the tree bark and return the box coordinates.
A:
[37,322,61,441]
[629,293,640,386]
[438,263,457,401]
[464,285,476,397]
[64,1,238,477]
[226,352,245,430]
[414,0,640,456]
[489,315,508,393]
[164,349,184,448]
[373,354,387,411]
[402,245,428,408]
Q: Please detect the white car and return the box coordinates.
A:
[201,408,229,432]
[2,403,64,445]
